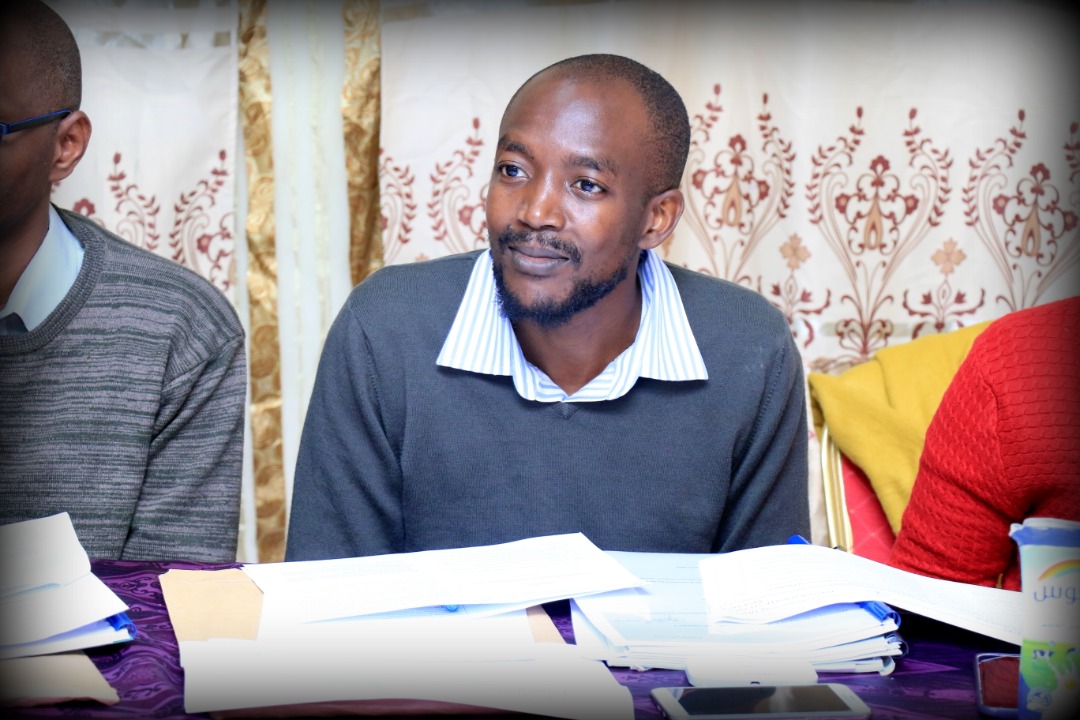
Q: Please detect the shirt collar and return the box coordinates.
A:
[1,205,85,332]
[436,249,707,403]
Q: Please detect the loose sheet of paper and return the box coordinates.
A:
[1,573,128,648]
[0,615,133,660]
[181,638,633,720]
[699,543,1023,644]
[0,514,129,652]
[0,512,90,596]
[243,532,643,627]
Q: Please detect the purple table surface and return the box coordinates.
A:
[7,560,1016,719]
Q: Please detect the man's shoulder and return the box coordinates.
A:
[60,209,243,335]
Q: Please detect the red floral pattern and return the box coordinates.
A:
[427,117,488,256]
[379,147,417,265]
[809,108,951,366]
[380,93,1079,372]
[57,150,235,296]
[682,88,795,287]
[964,112,1080,313]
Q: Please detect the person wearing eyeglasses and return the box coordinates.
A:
[0,0,247,563]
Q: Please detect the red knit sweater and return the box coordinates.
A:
[889,296,1080,591]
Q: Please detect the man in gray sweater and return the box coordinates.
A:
[286,54,809,560]
[0,0,246,562]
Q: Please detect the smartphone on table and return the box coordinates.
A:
[974,652,1019,718]
[650,683,871,720]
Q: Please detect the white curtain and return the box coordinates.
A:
[261,0,357,552]
[380,0,1080,352]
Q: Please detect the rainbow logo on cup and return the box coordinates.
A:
[1038,559,1080,581]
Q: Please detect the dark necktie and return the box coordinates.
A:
[0,312,28,335]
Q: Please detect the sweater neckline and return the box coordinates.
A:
[0,209,105,357]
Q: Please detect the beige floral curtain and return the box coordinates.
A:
[379,0,1080,366]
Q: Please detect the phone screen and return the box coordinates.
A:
[663,685,859,716]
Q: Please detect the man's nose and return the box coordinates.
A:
[517,176,564,231]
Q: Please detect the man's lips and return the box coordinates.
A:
[510,244,568,261]
[506,244,569,276]
[495,227,582,265]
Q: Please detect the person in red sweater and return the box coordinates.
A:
[890,295,1080,591]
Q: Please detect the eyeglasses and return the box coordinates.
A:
[0,110,72,144]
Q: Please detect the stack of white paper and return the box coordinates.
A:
[572,551,906,679]
[0,513,134,660]
[574,544,1025,684]
[242,531,645,627]
[180,533,642,720]
[698,543,1023,643]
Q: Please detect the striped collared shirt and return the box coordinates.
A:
[436,249,708,403]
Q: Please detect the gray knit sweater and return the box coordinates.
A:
[286,251,809,560]
[0,209,246,561]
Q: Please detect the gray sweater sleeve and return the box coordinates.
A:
[714,329,809,551]
[287,299,404,560]
[124,337,247,562]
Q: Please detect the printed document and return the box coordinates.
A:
[243,532,643,627]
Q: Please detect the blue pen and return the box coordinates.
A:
[443,605,460,613]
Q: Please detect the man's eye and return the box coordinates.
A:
[500,164,524,178]
[575,179,603,194]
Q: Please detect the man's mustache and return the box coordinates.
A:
[494,228,582,266]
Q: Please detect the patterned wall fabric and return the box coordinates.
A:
[49,0,240,300]
[379,0,1080,372]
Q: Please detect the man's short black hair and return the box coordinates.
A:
[514,53,690,197]
[5,0,82,112]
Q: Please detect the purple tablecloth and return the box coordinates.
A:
[7,560,1016,719]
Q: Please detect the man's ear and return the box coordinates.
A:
[49,111,91,184]
[638,188,685,251]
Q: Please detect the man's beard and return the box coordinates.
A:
[491,227,636,329]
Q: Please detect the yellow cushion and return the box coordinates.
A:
[808,322,990,533]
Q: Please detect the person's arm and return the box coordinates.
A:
[285,297,404,560]
[124,336,246,562]
[714,329,810,552]
[890,355,1015,587]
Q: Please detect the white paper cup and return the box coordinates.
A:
[1009,518,1080,720]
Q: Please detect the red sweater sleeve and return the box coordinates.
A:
[890,296,1080,591]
